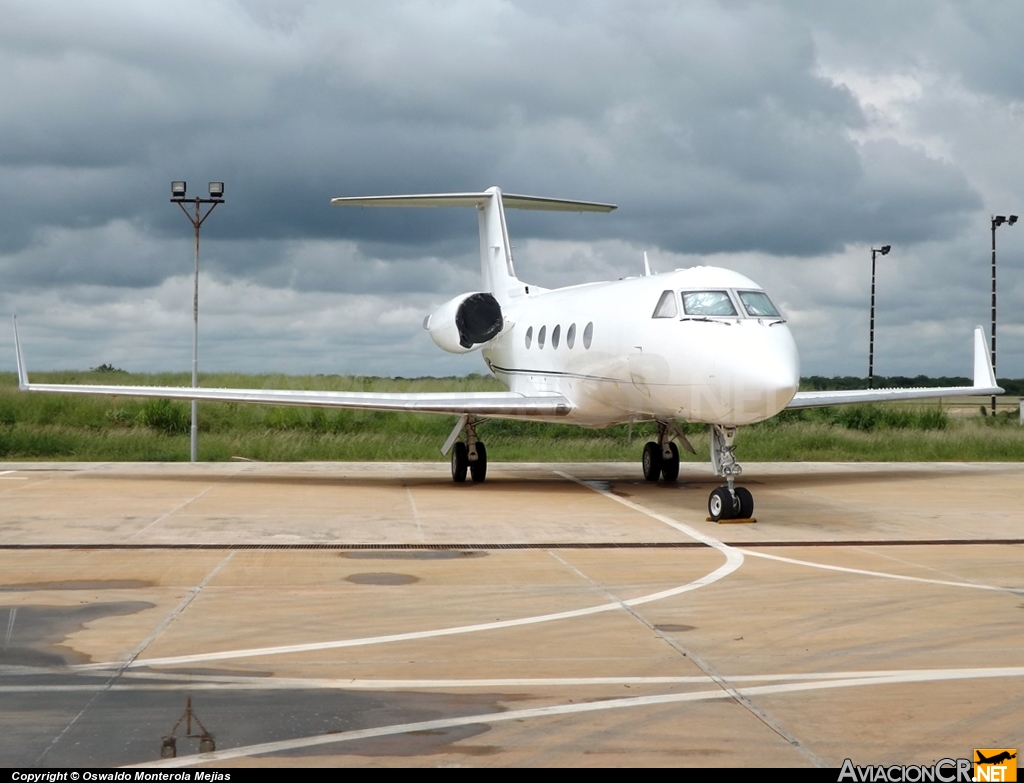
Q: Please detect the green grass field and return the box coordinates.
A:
[1,370,1021,463]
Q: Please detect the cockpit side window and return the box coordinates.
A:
[682,290,737,316]
[738,290,781,318]
[652,290,678,318]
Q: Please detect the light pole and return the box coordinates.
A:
[170,181,224,462]
[868,244,891,390]
[990,215,1017,415]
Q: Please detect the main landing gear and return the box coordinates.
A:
[707,424,753,521]
[447,415,487,483]
[641,420,695,482]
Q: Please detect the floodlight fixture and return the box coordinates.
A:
[171,181,187,199]
[880,245,891,255]
[208,181,224,200]
[1009,215,1018,225]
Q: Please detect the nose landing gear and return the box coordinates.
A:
[708,424,754,521]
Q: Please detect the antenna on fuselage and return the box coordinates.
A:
[643,251,652,276]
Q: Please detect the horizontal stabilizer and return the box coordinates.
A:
[331,191,616,213]
[788,326,1002,409]
[332,187,615,301]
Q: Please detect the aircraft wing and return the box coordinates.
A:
[12,319,571,419]
[787,326,1003,409]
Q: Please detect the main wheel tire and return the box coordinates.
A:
[469,442,488,483]
[661,442,680,482]
[708,487,735,521]
[642,442,662,481]
[451,441,468,483]
[735,486,754,519]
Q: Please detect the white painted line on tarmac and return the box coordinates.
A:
[21,666,1009,687]
[10,666,1024,692]
[554,471,736,551]
[550,472,746,608]
[83,561,732,670]
[740,548,1022,593]
[130,484,218,539]
[79,486,741,671]
[404,484,424,541]
[553,472,827,767]
[131,665,1024,768]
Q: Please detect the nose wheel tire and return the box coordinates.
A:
[642,442,662,481]
[708,486,754,521]
[708,487,734,521]
[735,486,754,518]
[469,442,488,483]
[451,441,468,483]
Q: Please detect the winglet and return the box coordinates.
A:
[973,325,998,389]
[12,316,29,390]
[643,251,652,277]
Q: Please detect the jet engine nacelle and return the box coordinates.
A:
[425,292,504,354]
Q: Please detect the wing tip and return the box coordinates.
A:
[12,316,29,390]
[973,325,998,390]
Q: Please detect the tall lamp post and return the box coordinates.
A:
[170,181,224,462]
[868,244,891,389]
[990,215,1017,415]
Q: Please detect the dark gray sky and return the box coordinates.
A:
[2,0,1023,378]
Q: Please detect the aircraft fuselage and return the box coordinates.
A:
[483,266,800,427]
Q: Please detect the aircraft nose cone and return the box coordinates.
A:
[720,324,800,423]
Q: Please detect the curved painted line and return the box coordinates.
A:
[78,473,743,672]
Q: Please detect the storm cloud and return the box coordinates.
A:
[0,0,1020,378]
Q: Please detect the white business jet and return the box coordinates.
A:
[12,187,1003,520]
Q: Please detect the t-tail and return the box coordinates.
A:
[330,187,616,304]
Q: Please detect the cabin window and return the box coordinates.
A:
[652,290,678,318]
[552,324,561,349]
[525,326,533,348]
[566,323,576,349]
[583,321,593,349]
[738,290,781,318]
[682,290,737,316]
[538,325,547,349]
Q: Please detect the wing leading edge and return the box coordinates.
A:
[11,318,571,419]
[787,326,1002,409]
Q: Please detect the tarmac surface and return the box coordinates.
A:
[0,460,1021,768]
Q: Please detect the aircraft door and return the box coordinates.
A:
[629,346,651,397]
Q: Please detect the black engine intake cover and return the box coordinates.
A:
[455,293,503,348]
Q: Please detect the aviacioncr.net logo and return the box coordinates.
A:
[838,758,973,782]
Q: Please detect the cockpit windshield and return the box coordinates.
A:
[737,290,781,318]
[682,291,737,316]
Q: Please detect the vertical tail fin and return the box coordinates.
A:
[477,187,521,300]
